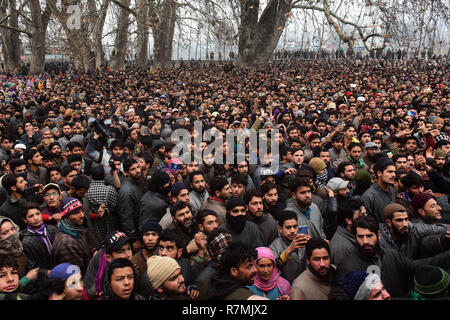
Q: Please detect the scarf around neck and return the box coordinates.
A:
[58,219,84,239]
[27,223,53,256]
[348,155,365,169]
[253,247,290,295]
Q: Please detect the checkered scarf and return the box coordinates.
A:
[207,232,233,264]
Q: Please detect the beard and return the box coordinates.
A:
[357,242,380,259]
[296,198,311,208]
[392,226,409,240]
[308,264,329,281]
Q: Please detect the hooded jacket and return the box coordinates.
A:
[206,272,255,300]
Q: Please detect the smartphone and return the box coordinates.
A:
[26,186,40,194]
[407,110,416,117]
[298,225,309,235]
[170,163,182,170]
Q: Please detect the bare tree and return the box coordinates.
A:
[110,0,130,70]
[0,0,22,73]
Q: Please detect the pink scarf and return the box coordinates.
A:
[253,247,290,295]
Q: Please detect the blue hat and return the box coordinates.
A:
[49,263,81,281]
[171,182,188,198]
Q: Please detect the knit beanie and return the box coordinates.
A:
[60,198,83,219]
[141,219,163,236]
[411,193,435,211]
[414,265,450,296]
[309,157,327,173]
[383,203,407,219]
[355,170,372,191]
[146,255,180,290]
[49,263,81,281]
[341,271,381,300]
[226,197,246,212]
[171,183,188,198]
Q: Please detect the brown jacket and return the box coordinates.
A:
[290,266,336,300]
[200,198,227,226]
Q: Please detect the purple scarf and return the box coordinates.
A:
[27,223,53,256]
[95,251,109,296]
[253,247,291,295]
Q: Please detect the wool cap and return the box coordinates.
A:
[60,198,83,219]
[49,263,81,281]
[171,183,188,198]
[309,158,327,173]
[147,255,180,289]
[141,219,163,236]
[411,193,435,211]
[355,170,372,191]
[383,203,407,219]
[414,265,450,296]
[226,197,246,212]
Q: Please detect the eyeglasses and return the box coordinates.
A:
[44,192,59,197]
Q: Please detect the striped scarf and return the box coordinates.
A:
[26,223,53,256]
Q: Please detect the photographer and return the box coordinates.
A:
[85,130,125,175]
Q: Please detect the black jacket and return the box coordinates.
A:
[117,177,143,239]
[21,225,58,271]
[138,190,169,229]
[337,246,450,298]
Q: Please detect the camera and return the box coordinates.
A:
[90,119,113,145]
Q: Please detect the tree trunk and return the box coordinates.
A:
[0,0,21,73]
[29,0,51,75]
[152,0,177,68]
[48,0,95,73]
[90,0,109,69]
[111,0,131,71]
[136,0,149,67]
[237,0,293,69]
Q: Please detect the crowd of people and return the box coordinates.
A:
[0,55,449,301]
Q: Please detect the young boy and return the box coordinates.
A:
[21,202,58,274]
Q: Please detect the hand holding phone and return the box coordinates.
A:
[298,225,309,236]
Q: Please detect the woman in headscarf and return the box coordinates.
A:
[0,216,27,278]
[247,247,291,300]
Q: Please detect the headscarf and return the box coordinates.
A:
[252,247,290,295]
[0,217,23,257]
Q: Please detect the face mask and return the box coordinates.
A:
[226,213,246,233]
[19,172,27,180]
